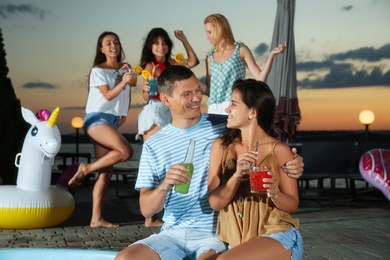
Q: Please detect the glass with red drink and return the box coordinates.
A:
[250,166,271,193]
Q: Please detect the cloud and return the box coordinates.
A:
[342,5,353,11]
[299,64,390,89]
[0,4,50,20]
[297,60,334,71]
[329,44,390,62]
[297,44,390,89]
[254,43,269,57]
[22,82,57,89]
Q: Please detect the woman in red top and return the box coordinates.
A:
[136,28,199,227]
[136,28,199,142]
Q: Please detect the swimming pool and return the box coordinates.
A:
[0,248,118,260]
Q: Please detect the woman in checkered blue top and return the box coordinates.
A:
[202,13,287,115]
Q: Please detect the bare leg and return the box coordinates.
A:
[142,124,164,228]
[68,124,133,186]
[115,244,160,260]
[68,124,132,227]
[90,165,118,227]
[144,215,164,228]
[68,163,88,186]
[216,237,291,260]
[89,138,118,228]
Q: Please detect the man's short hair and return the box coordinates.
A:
[158,65,195,96]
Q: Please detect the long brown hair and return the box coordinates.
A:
[140,28,173,69]
[92,31,125,67]
[86,32,126,91]
[221,79,276,147]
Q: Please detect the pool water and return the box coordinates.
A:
[0,248,118,260]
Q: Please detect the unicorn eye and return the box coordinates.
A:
[31,126,38,136]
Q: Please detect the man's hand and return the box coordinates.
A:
[160,164,191,191]
[282,147,304,179]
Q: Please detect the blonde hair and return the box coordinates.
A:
[204,13,235,50]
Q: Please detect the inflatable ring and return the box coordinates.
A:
[0,186,74,229]
[359,148,390,201]
[0,107,74,229]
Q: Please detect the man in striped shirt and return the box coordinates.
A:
[115,66,304,260]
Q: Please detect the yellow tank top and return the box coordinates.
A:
[216,141,300,247]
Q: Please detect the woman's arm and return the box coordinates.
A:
[174,30,199,68]
[208,139,257,211]
[265,142,299,214]
[141,63,154,102]
[241,43,287,82]
[208,139,236,210]
[98,72,131,101]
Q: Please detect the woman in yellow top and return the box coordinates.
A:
[207,79,303,260]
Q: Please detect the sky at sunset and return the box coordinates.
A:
[1,0,389,135]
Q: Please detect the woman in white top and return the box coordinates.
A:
[68,31,134,228]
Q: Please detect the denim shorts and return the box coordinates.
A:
[263,227,304,260]
[132,229,228,260]
[83,112,120,132]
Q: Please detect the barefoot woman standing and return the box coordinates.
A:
[68,31,134,228]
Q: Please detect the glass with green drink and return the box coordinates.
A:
[175,140,196,194]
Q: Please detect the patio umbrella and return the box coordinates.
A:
[266,0,301,143]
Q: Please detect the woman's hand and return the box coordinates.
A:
[174,30,187,42]
[235,151,257,178]
[271,41,287,55]
[121,72,131,86]
[263,169,280,198]
[143,80,151,93]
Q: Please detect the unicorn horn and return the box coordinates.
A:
[47,107,60,127]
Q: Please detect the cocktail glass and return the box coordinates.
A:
[148,78,158,96]
[250,166,271,193]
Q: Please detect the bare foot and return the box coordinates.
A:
[90,219,119,228]
[144,216,164,228]
[68,163,87,187]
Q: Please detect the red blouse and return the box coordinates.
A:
[151,59,171,101]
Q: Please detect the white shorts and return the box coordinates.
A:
[136,99,172,140]
[207,101,230,115]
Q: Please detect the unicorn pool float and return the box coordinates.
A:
[0,107,75,229]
